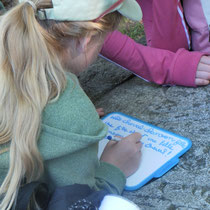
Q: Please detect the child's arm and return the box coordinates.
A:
[101,0,210,87]
[101,30,205,87]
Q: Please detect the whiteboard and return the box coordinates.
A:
[98,112,192,191]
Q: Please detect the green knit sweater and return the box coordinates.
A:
[0,73,126,194]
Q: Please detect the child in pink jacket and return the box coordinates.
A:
[101,0,210,87]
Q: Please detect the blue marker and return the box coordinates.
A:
[107,135,122,141]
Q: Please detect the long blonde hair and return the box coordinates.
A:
[0,0,121,209]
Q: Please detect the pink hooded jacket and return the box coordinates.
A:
[183,0,210,53]
[101,0,205,87]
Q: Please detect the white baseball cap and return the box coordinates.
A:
[19,0,142,22]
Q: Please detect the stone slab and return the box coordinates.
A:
[80,58,210,210]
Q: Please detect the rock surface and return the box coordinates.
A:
[80,56,210,210]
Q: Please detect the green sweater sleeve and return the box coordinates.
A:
[39,74,126,194]
[95,161,126,195]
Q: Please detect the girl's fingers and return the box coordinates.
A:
[97,108,104,112]
[106,140,117,146]
[96,108,105,117]
[197,62,210,73]
[114,135,123,140]
[136,141,142,151]
[200,56,210,65]
[196,61,210,85]
[195,78,209,86]
[196,70,210,80]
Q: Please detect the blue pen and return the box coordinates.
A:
[107,135,122,141]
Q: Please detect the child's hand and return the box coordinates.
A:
[96,108,105,117]
[196,56,210,86]
[100,133,142,177]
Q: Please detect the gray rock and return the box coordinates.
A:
[79,56,210,210]
[79,56,134,101]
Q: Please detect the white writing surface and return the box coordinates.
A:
[98,112,191,191]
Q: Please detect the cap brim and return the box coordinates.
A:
[118,0,142,21]
[35,0,142,22]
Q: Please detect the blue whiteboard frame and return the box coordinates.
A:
[102,112,192,191]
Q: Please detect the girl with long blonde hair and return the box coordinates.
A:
[0,0,142,209]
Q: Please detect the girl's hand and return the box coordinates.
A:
[196,56,210,86]
[96,108,105,117]
[100,133,142,177]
